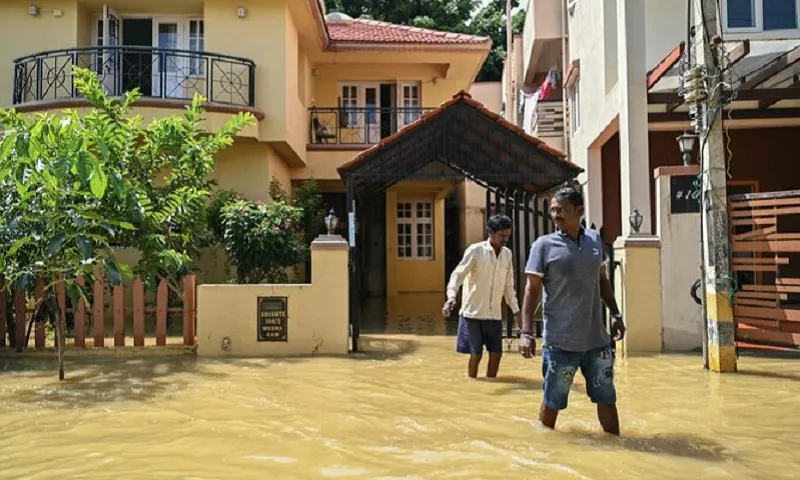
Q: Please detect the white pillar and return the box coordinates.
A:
[585,145,604,229]
[616,0,651,235]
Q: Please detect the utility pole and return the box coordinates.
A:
[693,0,737,372]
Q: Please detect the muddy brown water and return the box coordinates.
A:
[1,335,799,479]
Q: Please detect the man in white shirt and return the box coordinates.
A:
[443,215,521,378]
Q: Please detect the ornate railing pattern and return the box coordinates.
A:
[12,46,256,107]
[309,107,436,145]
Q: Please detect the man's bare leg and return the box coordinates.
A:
[539,403,559,430]
[597,404,620,435]
[486,352,502,377]
[468,354,482,378]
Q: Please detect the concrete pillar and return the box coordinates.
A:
[616,0,651,236]
[613,235,662,355]
[655,166,704,351]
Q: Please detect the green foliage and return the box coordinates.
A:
[325,0,525,82]
[0,66,254,299]
[219,198,307,284]
[269,177,326,251]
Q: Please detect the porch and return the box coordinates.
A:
[335,91,582,351]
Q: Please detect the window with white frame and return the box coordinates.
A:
[401,83,421,125]
[397,201,433,260]
[723,0,800,32]
[188,19,205,75]
[569,80,580,134]
[341,85,358,127]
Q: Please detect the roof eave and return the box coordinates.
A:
[325,41,492,52]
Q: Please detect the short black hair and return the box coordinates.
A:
[553,186,584,208]
[487,214,512,233]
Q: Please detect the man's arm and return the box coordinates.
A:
[598,263,620,316]
[445,247,476,302]
[521,274,543,334]
[521,240,546,334]
[503,260,521,316]
[599,259,626,341]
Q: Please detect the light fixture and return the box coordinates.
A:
[237,6,247,18]
[28,4,39,16]
[676,132,698,167]
[629,208,644,234]
[324,208,339,235]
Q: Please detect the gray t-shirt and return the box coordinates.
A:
[525,228,610,352]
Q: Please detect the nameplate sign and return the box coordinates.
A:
[669,174,701,214]
[257,297,288,342]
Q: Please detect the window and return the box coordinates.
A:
[188,20,205,75]
[569,81,580,134]
[341,85,358,127]
[401,83,421,125]
[723,0,799,32]
[397,201,433,260]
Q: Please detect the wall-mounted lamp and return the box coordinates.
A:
[28,4,39,16]
[676,132,698,167]
[629,208,644,234]
[237,7,247,18]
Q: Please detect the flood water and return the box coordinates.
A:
[1,335,799,479]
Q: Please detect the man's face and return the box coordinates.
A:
[549,197,583,231]
[489,228,512,248]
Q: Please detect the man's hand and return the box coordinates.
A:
[519,333,536,358]
[442,298,457,317]
[513,312,521,330]
[610,316,626,341]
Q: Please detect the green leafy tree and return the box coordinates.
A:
[0,67,253,379]
[219,198,307,284]
[469,0,526,82]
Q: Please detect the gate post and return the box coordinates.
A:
[346,177,359,352]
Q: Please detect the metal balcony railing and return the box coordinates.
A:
[12,46,256,107]
[309,106,435,145]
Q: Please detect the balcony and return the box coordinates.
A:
[522,0,564,83]
[12,46,258,114]
[308,107,435,148]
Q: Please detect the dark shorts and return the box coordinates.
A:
[456,317,503,355]
[542,343,617,410]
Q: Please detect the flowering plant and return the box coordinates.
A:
[219,198,307,283]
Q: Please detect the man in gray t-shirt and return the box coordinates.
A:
[518,187,626,435]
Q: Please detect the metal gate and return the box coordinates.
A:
[729,189,800,349]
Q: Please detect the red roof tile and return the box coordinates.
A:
[338,90,580,185]
[326,18,490,45]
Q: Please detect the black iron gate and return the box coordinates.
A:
[484,188,553,339]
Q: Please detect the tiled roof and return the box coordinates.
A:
[326,18,490,45]
[338,91,580,186]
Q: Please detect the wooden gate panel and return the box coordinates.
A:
[729,189,800,349]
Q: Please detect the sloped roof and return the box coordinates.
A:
[338,91,581,194]
[326,18,490,45]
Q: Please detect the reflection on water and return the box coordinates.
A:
[1,335,799,479]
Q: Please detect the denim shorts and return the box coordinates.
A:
[456,317,503,355]
[541,343,617,410]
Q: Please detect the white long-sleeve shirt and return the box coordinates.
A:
[446,239,520,320]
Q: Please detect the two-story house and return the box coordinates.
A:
[1,0,580,334]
